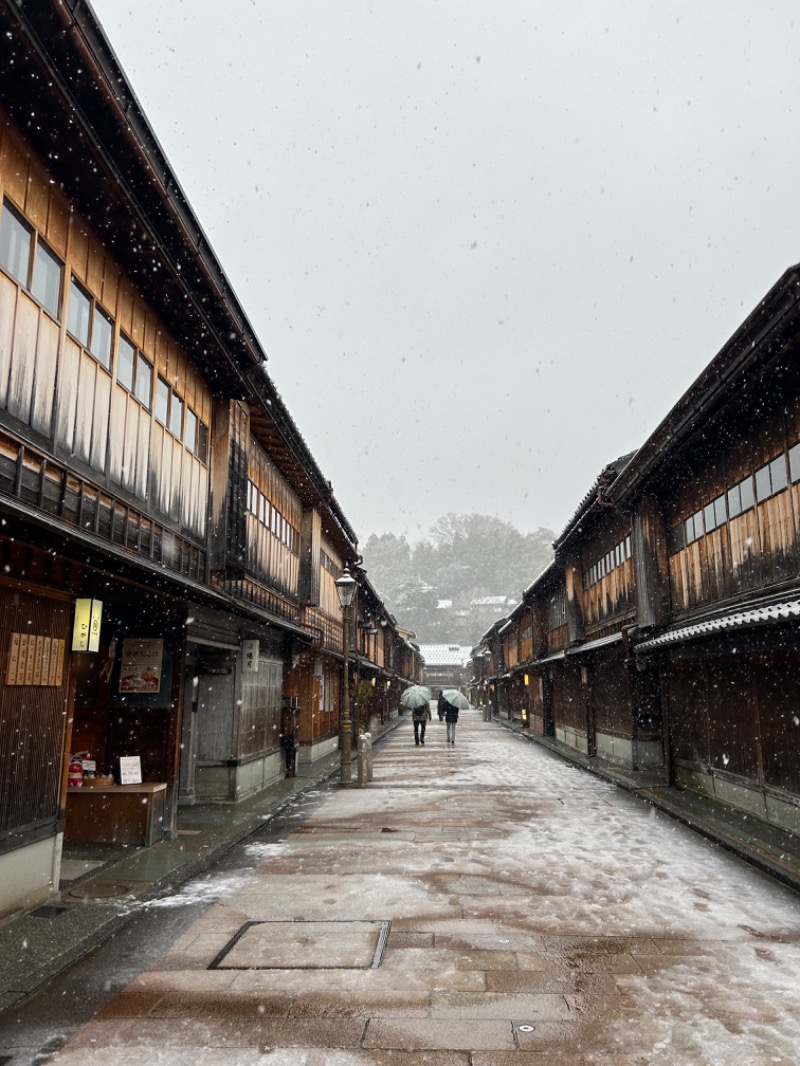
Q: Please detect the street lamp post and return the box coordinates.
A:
[335,564,358,785]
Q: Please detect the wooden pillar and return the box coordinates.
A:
[632,496,671,626]
[565,556,585,645]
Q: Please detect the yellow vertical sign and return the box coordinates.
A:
[72,598,103,652]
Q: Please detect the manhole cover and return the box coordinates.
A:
[210,920,391,970]
[67,881,133,900]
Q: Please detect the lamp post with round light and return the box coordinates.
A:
[335,564,358,785]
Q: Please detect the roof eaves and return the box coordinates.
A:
[608,267,800,505]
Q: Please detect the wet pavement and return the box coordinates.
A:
[4,707,800,1064]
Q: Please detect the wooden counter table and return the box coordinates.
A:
[65,782,167,847]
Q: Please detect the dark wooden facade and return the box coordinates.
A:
[0,1,421,920]
[480,266,800,837]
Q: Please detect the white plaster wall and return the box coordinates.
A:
[0,834,61,921]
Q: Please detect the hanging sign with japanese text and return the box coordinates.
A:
[242,639,259,672]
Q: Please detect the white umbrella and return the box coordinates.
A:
[400,685,433,709]
[442,689,469,709]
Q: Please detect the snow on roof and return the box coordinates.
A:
[471,596,512,607]
[418,644,474,666]
[637,600,800,650]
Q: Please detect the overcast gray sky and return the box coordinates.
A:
[91,0,800,544]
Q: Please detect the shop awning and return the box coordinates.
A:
[531,650,566,665]
[636,600,800,651]
[566,632,624,657]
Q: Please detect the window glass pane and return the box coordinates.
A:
[625,535,632,558]
[155,376,169,425]
[685,516,695,545]
[790,443,800,484]
[770,455,788,494]
[31,241,63,318]
[728,484,742,518]
[693,510,704,537]
[704,502,716,533]
[755,464,772,502]
[90,306,113,368]
[713,494,727,527]
[185,408,197,453]
[668,523,685,555]
[135,354,152,408]
[169,392,183,438]
[117,335,135,391]
[197,421,209,463]
[67,278,91,347]
[739,475,755,511]
[0,202,32,284]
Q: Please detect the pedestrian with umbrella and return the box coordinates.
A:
[442,689,469,746]
[399,685,432,746]
[437,690,446,721]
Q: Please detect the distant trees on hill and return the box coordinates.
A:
[362,513,554,645]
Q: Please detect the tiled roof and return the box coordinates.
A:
[637,601,800,650]
[419,644,473,666]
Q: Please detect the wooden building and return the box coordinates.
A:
[608,266,800,832]
[0,1,419,920]
[418,643,473,694]
[481,266,800,838]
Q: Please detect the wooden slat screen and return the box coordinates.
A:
[0,584,71,847]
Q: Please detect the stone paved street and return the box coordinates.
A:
[31,708,800,1064]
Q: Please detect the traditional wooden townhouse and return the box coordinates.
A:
[477,619,507,718]
[395,626,425,694]
[0,0,408,920]
[607,265,800,833]
[483,265,800,837]
[418,643,473,694]
[182,374,361,804]
[467,640,489,708]
[541,451,662,769]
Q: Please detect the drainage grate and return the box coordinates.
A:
[30,905,68,919]
[210,920,391,971]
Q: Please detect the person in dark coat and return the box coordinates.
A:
[437,691,446,721]
[412,701,431,745]
[444,700,459,745]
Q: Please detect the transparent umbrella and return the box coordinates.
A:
[442,689,470,709]
[399,685,433,709]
